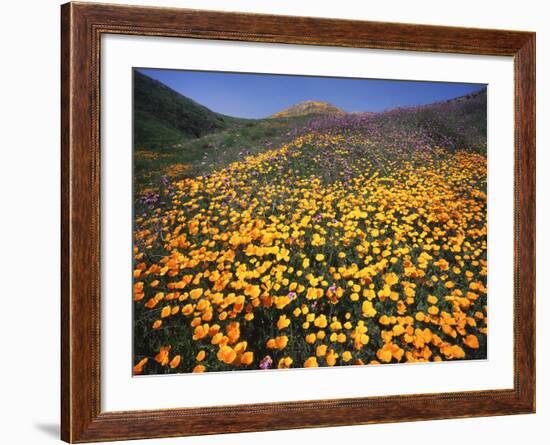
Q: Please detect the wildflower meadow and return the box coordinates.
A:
[132,71,487,375]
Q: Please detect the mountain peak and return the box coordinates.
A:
[270,100,344,118]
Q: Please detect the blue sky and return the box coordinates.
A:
[137,68,485,119]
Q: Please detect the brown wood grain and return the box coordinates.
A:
[60,1,536,442]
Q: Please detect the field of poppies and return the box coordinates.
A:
[133,100,487,375]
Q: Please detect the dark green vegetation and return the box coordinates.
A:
[134,70,249,148]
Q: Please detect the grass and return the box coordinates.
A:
[134,115,318,193]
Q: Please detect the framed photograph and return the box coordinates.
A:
[61,2,535,442]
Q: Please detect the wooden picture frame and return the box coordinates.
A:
[61,1,535,442]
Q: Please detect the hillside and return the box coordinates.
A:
[133,71,248,148]
[395,87,487,152]
[307,87,487,153]
[133,87,488,374]
[134,81,487,195]
[270,100,344,118]
[385,87,487,152]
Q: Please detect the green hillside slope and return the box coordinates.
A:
[133,71,247,148]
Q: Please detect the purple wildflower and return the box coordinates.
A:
[259,355,273,370]
[141,192,159,206]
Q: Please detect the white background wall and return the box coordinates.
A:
[0,0,546,444]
